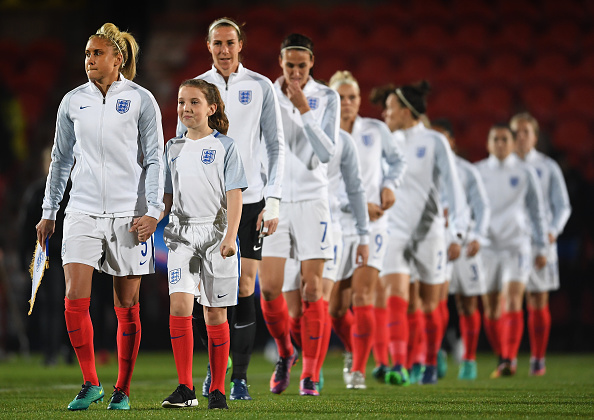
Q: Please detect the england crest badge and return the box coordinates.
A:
[362,134,373,147]
[202,149,216,164]
[116,99,131,114]
[239,90,252,105]
[416,146,426,158]
[510,176,519,187]
[307,97,319,110]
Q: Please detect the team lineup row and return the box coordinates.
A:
[35,17,571,411]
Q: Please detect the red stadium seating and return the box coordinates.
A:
[519,83,560,126]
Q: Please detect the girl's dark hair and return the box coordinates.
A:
[179,79,229,135]
[370,83,397,110]
[280,33,314,56]
[396,80,431,117]
[431,118,454,137]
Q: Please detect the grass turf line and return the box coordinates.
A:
[0,352,592,419]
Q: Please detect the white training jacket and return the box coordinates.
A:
[475,153,548,254]
[453,155,491,243]
[520,149,572,239]
[351,116,407,207]
[329,129,369,244]
[274,76,339,202]
[387,122,467,243]
[176,64,284,204]
[164,130,247,223]
[42,75,165,220]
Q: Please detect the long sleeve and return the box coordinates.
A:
[260,80,285,199]
[300,89,339,163]
[547,160,572,237]
[466,164,491,241]
[525,166,549,253]
[434,137,468,242]
[42,93,76,220]
[138,92,165,219]
[340,131,369,242]
[379,123,407,191]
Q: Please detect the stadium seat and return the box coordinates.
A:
[409,0,451,26]
[457,118,493,162]
[352,54,395,86]
[541,0,587,23]
[552,118,593,155]
[518,83,559,125]
[490,20,534,56]
[427,86,472,124]
[366,24,406,56]
[479,51,525,89]
[451,0,496,26]
[449,22,490,56]
[397,52,438,82]
[522,52,572,88]
[407,23,451,56]
[473,85,514,121]
[432,52,482,89]
[535,20,582,55]
[368,2,408,27]
[556,83,594,119]
[495,1,540,26]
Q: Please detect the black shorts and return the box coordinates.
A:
[238,199,265,260]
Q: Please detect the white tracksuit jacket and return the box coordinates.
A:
[42,75,165,220]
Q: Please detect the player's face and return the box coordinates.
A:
[383,93,407,131]
[85,37,121,84]
[177,86,216,131]
[279,49,313,88]
[208,26,242,76]
[488,127,515,160]
[514,119,537,156]
[337,83,361,122]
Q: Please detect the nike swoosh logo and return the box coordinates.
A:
[67,328,81,333]
[217,293,228,298]
[140,260,147,265]
[353,333,369,338]
[234,322,255,329]
[320,245,329,250]
[253,245,262,251]
[309,335,322,340]
[80,106,91,109]
[170,334,185,339]
[123,330,139,336]
[172,156,180,162]
[212,340,229,347]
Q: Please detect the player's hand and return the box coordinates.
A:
[129,215,158,243]
[257,208,279,237]
[368,203,384,221]
[535,255,547,270]
[356,244,369,267]
[466,240,481,257]
[220,238,236,259]
[380,188,396,210]
[447,242,461,261]
[286,80,309,113]
[36,219,55,252]
[548,233,556,244]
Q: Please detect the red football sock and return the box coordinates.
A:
[207,321,230,395]
[528,305,551,359]
[502,310,523,360]
[261,294,293,358]
[439,299,449,338]
[370,307,387,367]
[289,316,302,349]
[387,296,408,366]
[115,303,141,396]
[407,309,426,368]
[460,310,481,361]
[300,298,324,380]
[64,297,98,386]
[331,309,353,353]
[483,314,502,357]
[351,305,375,375]
[169,315,193,389]
[314,300,331,382]
[424,308,443,366]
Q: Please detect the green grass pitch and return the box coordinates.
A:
[1,351,593,419]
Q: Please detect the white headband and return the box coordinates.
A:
[281,45,313,56]
[96,32,125,68]
[209,18,241,35]
[395,88,420,118]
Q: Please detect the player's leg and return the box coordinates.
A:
[456,294,480,380]
[329,276,353,385]
[384,273,411,386]
[372,275,390,381]
[204,306,230,410]
[526,290,550,375]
